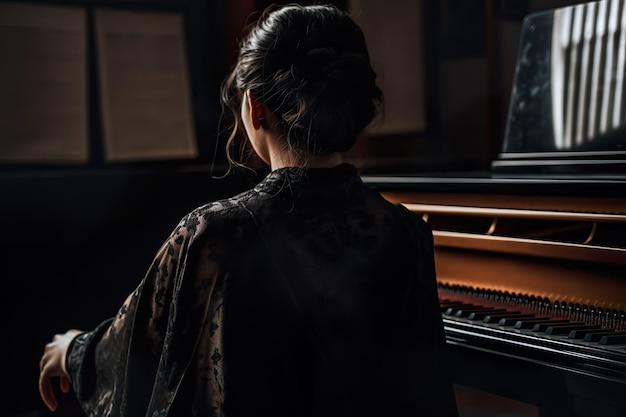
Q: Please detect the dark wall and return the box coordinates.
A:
[2,168,259,416]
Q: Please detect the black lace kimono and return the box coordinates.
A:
[65,163,459,417]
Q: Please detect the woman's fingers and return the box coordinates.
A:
[38,363,58,411]
[38,330,81,411]
[60,376,71,394]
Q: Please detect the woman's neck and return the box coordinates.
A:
[269,151,344,170]
[257,124,345,170]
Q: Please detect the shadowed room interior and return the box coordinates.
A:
[2,1,624,416]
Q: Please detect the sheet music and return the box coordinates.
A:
[349,0,427,135]
[0,3,88,163]
[95,8,197,161]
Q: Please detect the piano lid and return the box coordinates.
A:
[492,0,626,179]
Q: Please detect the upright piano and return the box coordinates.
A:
[364,1,626,416]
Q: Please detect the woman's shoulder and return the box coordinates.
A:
[389,201,434,242]
[174,189,260,239]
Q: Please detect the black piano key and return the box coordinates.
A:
[444,304,475,315]
[466,309,507,320]
[569,328,615,339]
[440,300,468,305]
[583,330,623,342]
[453,307,497,318]
[441,300,468,305]
[599,333,626,345]
[439,300,464,308]
[497,314,538,326]
[442,302,472,308]
[441,302,468,312]
[482,311,526,323]
[448,305,493,317]
[532,321,584,333]
[514,318,565,329]
[545,324,602,336]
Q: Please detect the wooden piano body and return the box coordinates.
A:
[364,1,626,415]
[362,176,626,416]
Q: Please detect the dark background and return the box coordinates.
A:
[1,0,585,415]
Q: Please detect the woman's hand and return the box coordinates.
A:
[38,329,83,411]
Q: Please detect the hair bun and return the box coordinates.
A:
[304,47,336,65]
[221,4,383,164]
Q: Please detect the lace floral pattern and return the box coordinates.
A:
[64,164,456,417]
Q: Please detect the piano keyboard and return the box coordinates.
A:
[438,284,626,383]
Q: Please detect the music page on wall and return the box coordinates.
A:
[95,8,197,162]
[0,3,88,163]
[349,0,427,135]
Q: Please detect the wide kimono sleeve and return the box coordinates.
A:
[64,209,229,417]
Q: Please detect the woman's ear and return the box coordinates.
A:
[246,91,266,130]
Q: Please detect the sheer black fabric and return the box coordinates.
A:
[65,163,458,417]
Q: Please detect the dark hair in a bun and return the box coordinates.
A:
[220,3,383,166]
